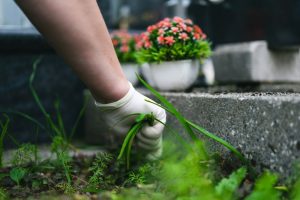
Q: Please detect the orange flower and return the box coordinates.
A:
[186,26,193,33]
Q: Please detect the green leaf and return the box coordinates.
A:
[245,171,280,200]
[215,167,247,200]
[10,167,27,185]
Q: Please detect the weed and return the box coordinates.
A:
[88,152,113,187]
[0,114,9,168]
[126,164,152,185]
[11,143,38,166]
[9,167,27,186]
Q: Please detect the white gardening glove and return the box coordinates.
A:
[95,83,166,160]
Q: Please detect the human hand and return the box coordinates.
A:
[95,83,166,160]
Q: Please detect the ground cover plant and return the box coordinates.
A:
[0,60,299,199]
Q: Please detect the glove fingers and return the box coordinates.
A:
[136,132,161,146]
[140,122,165,140]
[137,136,162,151]
[145,147,162,161]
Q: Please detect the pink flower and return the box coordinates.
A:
[173,16,184,23]
[112,39,119,46]
[171,27,179,33]
[179,32,189,41]
[157,35,165,44]
[158,20,171,28]
[147,25,157,33]
[186,26,193,33]
[158,28,165,35]
[120,45,129,52]
[184,18,193,24]
[177,22,187,31]
[144,40,152,48]
[193,25,203,34]
[164,36,175,45]
[193,33,200,40]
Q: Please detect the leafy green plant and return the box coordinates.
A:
[0,114,9,168]
[9,167,27,186]
[291,179,300,200]
[215,167,247,200]
[136,16,211,63]
[244,171,281,200]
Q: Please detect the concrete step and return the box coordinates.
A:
[212,41,300,83]
[84,89,300,177]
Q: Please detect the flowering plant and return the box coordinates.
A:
[136,17,211,63]
[110,31,140,63]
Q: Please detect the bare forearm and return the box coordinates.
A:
[16,0,129,103]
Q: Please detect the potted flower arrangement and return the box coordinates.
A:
[136,17,211,91]
[111,31,141,85]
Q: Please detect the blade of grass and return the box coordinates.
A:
[69,97,88,141]
[0,115,9,168]
[54,99,66,139]
[0,110,46,131]
[126,122,143,169]
[29,57,61,136]
[117,122,144,160]
[187,120,246,162]
[137,75,198,142]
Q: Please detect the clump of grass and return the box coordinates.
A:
[0,114,9,168]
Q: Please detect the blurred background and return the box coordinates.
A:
[1,0,300,49]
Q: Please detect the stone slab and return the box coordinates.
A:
[212,41,300,83]
[84,89,300,177]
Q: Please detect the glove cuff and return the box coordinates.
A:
[95,82,135,110]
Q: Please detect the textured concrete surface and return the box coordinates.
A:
[85,89,300,177]
[213,41,300,83]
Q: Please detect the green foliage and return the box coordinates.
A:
[215,167,247,200]
[135,17,212,63]
[127,164,152,185]
[11,143,38,166]
[136,40,211,64]
[88,152,113,187]
[0,114,9,168]
[9,167,27,185]
[244,171,281,200]
[0,188,8,200]
[291,179,300,200]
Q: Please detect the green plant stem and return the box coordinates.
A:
[0,115,9,168]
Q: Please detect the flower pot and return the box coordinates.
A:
[149,59,200,91]
[121,63,140,85]
[140,63,156,87]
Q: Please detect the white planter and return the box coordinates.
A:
[140,63,156,87]
[147,59,200,91]
[121,63,140,86]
